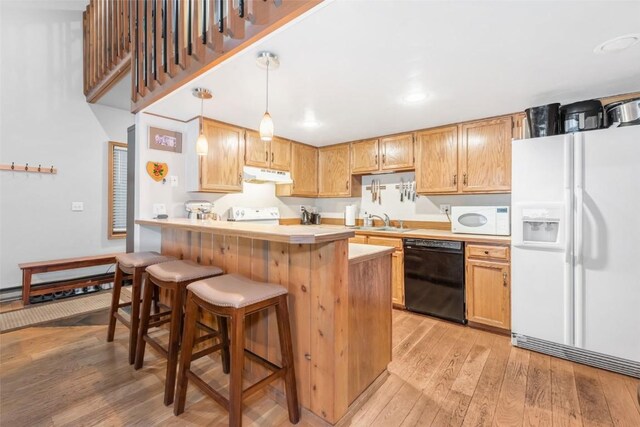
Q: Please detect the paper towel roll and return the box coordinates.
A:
[345,205,357,227]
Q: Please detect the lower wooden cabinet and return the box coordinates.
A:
[465,244,511,331]
[353,235,404,307]
[391,251,404,307]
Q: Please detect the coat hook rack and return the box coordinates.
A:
[0,162,57,174]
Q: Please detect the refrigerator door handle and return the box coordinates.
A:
[574,133,584,348]
[563,135,574,345]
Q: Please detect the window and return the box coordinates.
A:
[108,141,127,239]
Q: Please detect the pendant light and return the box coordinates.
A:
[256,52,279,141]
[192,88,213,156]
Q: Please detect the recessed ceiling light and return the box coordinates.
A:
[302,120,321,128]
[403,92,427,104]
[594,34,640,54]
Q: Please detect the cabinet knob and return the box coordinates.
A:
[271,152,274,162]
[484,250,489,255]
[453,174,457,185]
[463,173,468,185]
[345,180,349,190]
[503,272,508,286]
[375,154,378,165]
[383,153,386,164]
[265,151,268,162]
[238,173,242,184]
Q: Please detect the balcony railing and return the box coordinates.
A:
[83,0,321,112]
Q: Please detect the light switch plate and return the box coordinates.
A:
[153,203,167,215]
[169,175,178,187]
[71,202,84,212]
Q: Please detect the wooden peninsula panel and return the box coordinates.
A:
[154,226,392,424]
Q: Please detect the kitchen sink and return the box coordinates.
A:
[350,226,415,233]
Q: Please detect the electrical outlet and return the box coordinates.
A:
[169,175,178,188]
[71,202,84,212]
[299,205,306,212]
[440,204,451,215]
[153,203,167,215]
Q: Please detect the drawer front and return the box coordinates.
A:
[349,235,368,244]
[367,236,403,251]
[467,244,510,261]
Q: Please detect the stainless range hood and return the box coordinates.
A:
[242,166,293,184]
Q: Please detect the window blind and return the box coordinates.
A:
[112,146,128,233]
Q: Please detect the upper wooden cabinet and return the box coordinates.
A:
[380,133,414,171]
[351,139,380,173]
[199,119,244,193]
[459,116,512,193]
[318,144,361,197]
[270,137,292,171]
[350,133,414,174]
[415,126,458,194]
[245,131,291,171]
[276,142,318,198]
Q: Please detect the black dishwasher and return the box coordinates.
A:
[403,239,466,324]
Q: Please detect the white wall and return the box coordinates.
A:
[0,2,134,290]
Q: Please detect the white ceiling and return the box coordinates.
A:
[145,0,640,146]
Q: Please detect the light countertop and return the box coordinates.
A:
[135,218,355,244]
[348,243,394,264]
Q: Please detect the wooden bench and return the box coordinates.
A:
[19,253,124,305]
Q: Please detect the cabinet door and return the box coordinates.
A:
[459,117,512,193]
[290,142,318,196]
[415,126,458,194]
[380,133,414,171]
[270,137,291,171]
[318,144,352,197]
[244,130,270,168]
[351,139,379,174]
[466,260,510,330]
[200,120,244,192]
[392,251,405,307]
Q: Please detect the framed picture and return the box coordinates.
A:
[149,126,182,153]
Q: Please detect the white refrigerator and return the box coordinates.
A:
[511,125,640,378]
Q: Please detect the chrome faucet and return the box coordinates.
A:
[369,213,391,227]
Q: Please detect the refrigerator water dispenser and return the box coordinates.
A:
[512,204,565,249]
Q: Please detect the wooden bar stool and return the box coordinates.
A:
[135,259,225,406]
[174,274,300,426]
[107,251,176,364]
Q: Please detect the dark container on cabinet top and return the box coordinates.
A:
[525,103,561,138]
[560,99,604,133]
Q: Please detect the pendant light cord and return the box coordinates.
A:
[200,97,204,134]
[265,58,270,113]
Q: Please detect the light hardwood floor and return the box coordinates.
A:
[0,309,638,426]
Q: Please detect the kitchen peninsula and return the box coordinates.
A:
[136,218,394,424]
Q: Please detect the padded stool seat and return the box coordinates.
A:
[187,274,287,308]
[116,251,175,268]
[146,260,223,282]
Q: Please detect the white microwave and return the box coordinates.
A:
[451,206,510,236]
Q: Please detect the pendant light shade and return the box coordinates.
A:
[259,112,274,141]
[196,133,209,156]
[256,52,279,141]
[192,88,213,156]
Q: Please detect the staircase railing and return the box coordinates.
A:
[83,0,321,112]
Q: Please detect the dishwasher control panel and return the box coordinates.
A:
[403,238,463,252]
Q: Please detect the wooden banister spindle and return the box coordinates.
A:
[226,0,245,39]
[146,0,156,90]
[206,0,223,53]
[137,0,146,97]
[191,0,204,61]
[177,0,189,70]
[155,0,166,83]
[246,0,270,25]
[165,0,177,77]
